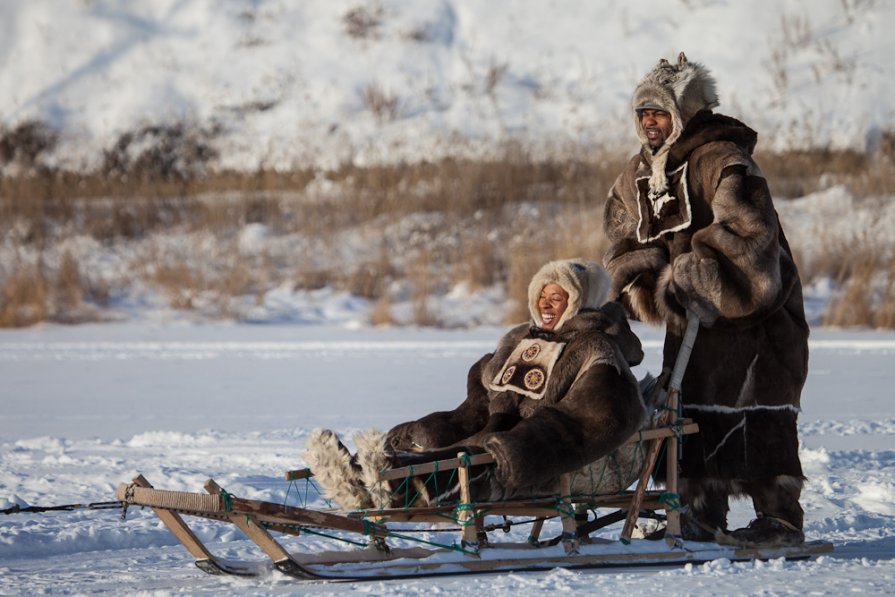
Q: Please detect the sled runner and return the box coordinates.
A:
[115,314,832,580]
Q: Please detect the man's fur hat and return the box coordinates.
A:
[632,52,719,196]
[528,259,610,331]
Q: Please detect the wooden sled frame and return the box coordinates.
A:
[115,315,833,580]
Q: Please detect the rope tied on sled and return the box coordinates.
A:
[218,489,233,513]
[659,492,682,511]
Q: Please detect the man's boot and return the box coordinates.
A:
[727,476,805,547]
[678,478,729,541]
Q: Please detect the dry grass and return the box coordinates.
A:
[0,252,108,327]
[0,263,49,327]
[2,123,895,328]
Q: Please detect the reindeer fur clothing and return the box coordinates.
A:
[385,302,648,501]
[603,90,809,500]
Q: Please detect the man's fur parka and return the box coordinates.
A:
[603,54,809,530]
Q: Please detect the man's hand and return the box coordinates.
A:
[670,253,722,326]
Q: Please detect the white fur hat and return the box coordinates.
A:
[527,259,610,331]
[631,52,719,196]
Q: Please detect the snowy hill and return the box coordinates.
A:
[2,0,894,172]
[1,0,894,329]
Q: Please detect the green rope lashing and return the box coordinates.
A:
[283,478,296,507]
[454,502,475,526]
[385,530,479,556]
[294,525,369,547]
[219,489,233,513]
[659,492,682,511]
[554,494,575,518]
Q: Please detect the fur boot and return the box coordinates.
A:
[354,429,396,510]
[303,429,368,510]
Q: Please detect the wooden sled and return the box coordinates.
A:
[115,315,833,580]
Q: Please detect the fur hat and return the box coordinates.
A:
[631,52,719,196]
[527,259,610,331]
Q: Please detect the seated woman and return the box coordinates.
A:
[306,259,650,510]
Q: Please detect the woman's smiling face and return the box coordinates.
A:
[538,283,569,329]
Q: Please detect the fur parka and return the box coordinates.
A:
[386,301,648,500]
[603,111,809,485]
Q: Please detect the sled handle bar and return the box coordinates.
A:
[669,310,700,394]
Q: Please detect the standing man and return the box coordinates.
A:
[603,53,809,547]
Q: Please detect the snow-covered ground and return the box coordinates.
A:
[1,320,894,595]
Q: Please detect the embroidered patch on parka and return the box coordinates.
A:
[488,338,565,400]
[635,162,692,242]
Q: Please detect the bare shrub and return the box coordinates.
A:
[814,38,857,84]
[780,13,813,49]
[151,262,200,310]
[0,120,58,169]
[404,24,431,43]
[823,250,877,327]
[875,259,895,329]
[54,250,83,312]
[361,83,402,123]
[369,293,395,326]
[408,249,437,326]
[293,268,331,291]
[342,256,394,299]
[0,263,49,327]
[840,0,877,24]
[486,59,509,97]
[500,203,608,324]
[452,237,499,291]
[503,239,550,324]
[343,4,383,39]
[102,122,219,182]
[767,42,789,102]
[880,131,895,162]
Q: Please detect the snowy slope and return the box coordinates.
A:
[2,0,893,172]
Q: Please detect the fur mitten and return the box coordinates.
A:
[670,252,721,325]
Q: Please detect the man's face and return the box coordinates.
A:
[639,109,673,149]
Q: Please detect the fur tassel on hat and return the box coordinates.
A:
[631,52,719,196]
[528,259,610,331]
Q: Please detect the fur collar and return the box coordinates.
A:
[666,111,758,170]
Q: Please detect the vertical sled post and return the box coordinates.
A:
[663,312,699,540]
[527,518,546,546]
[456,451,479,549]
[204,478,300,573]
[621,311,700,541]
[559,473,580,554]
